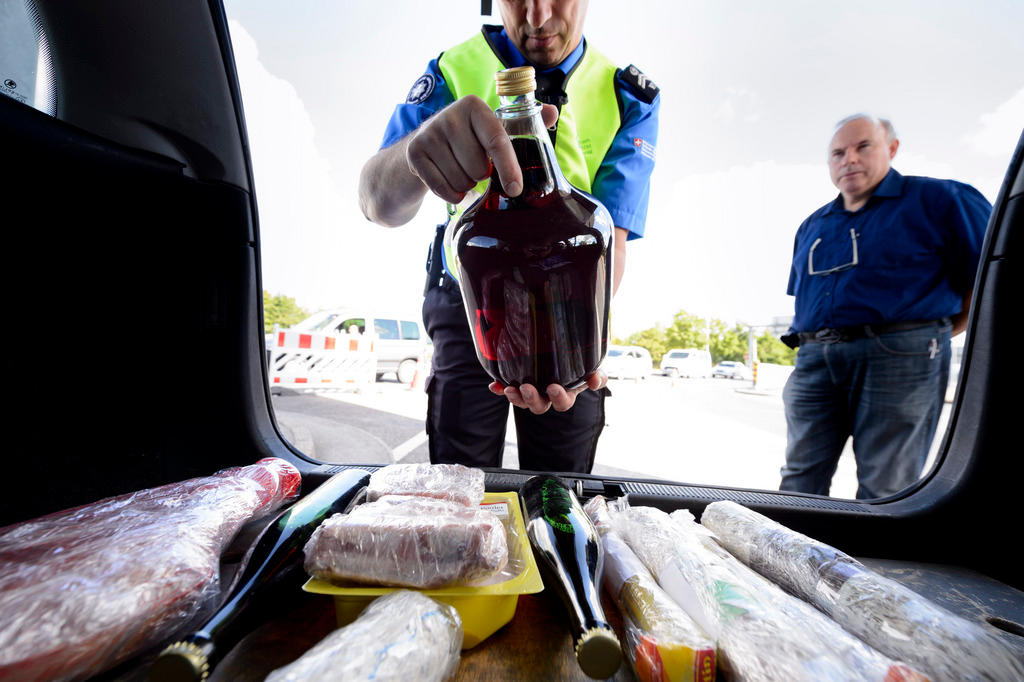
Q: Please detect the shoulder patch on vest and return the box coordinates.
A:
[406,73,436,104]
[618,64,659,103]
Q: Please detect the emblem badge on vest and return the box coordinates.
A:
[406,74,436,104]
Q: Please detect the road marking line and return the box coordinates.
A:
[392,431,428,462]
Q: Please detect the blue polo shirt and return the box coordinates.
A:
[787,168,991,333]
[379,26,660,240]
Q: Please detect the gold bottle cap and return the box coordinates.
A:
[148,641,210,682]
[495,66,536,96]
[574,626,622,679]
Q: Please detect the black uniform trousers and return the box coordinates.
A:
[422,282,607,473]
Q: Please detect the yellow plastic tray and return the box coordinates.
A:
[303,491,544,648]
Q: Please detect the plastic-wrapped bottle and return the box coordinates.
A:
[519,475,622,678]
[264,591,463,682]
[454,66,614,389]
[149,468,370,682]
[0,457,302,682]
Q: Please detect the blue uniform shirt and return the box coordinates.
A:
[787,168,991,333]
[380,27,660,240]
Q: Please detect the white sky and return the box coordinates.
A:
[224,1,1024,336]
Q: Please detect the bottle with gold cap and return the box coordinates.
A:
[453,65,614,390]
[519,475,622,679]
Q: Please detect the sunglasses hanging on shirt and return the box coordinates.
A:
[808,228,859,276]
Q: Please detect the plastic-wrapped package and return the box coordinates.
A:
[265,590,462,682]
[584,496,716,682]
[603,499,929,681]
[0,457,301,682]
[304,494,508,589]
[701,500,1024,681]
[366,463,485,507]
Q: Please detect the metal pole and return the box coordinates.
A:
[748,326,758,388]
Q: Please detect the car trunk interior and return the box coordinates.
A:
[2,0,1023,675]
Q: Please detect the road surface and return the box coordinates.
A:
[272,374,949,500]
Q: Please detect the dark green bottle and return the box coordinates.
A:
[519,475,621,679]
[149,468,370,681]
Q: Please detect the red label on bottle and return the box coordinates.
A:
[474,308,504,361]
[696,648,715,682]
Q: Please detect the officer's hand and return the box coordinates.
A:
[406,95,558,204]
[488,370,608,415]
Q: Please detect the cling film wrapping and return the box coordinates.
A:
[365,462,485,507]
[700,500,1024,682]
[585,495,716,682]
[304,495,510,589]
[601,498,929,681]
[0,457,301,681]
[265,590,462,682]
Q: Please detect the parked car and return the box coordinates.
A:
[603,345,653,380]
[712,361,752,380]
[292,309,429,383]
[659,348,712,378]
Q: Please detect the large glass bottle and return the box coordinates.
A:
[453,66,614,389]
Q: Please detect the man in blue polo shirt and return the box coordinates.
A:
[358,0,660,472]
[780,114,990,499]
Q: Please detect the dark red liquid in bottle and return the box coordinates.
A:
[455,137,613,389]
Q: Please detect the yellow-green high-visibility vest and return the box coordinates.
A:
[437,30,621,281]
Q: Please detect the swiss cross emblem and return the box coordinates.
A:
[634,137,643,147]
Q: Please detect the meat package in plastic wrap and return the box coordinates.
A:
[701,500,1024,681]
[265,590,463,682]
[603,499,929,681]
[584,496,716,682]
[365,462,485,507]
[0,457,301,682]
[304,495,508,589]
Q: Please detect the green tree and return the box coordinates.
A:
[263,291,309,334]
[755,330,796,366]
[665,310,709,351]
[613,309,796,368]
[615,310,749,365]
[615,325,670,364]
[709,320,747,363]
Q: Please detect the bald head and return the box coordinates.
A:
[828,114,900,211]
[834,113,897,143]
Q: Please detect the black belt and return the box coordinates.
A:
[438,273,460,293]
[423,220,448,296]
[797,318,950,345]
[424,216,464,295]
[425,270,461,295]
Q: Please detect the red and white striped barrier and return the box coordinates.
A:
[408,346,432,391]
[268,325,377,390]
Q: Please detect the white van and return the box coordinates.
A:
[291,309,429,383]
[659,348,712,378]
[603,345,653,380]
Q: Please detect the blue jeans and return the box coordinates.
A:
[780,322,952,499]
